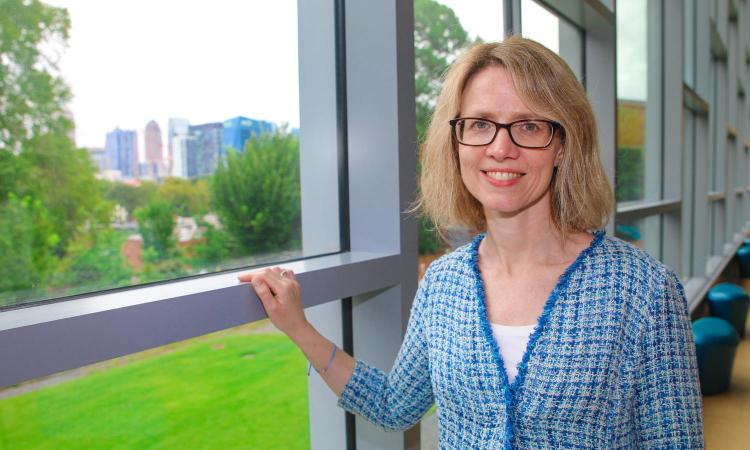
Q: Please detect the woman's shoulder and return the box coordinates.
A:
[590,232,681,294]
[420,236,478,285]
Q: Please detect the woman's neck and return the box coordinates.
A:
[480,205,590,277]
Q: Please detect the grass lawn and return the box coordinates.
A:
[0,330,309,449]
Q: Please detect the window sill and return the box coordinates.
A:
[0,251,400,389]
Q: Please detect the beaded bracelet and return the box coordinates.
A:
[308,344,337,376]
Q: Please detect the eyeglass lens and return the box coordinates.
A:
[455,119,554,148]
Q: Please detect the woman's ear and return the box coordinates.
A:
[554,147,563,167]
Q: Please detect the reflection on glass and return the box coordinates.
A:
[0,1,308,309]
[0,322,309,449]
[616,0,661,204]
[414,0,503,143]
[414,1,503,447]
[615,215,661,260]
[521,0,584,79]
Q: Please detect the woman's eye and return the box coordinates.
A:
[519,122,541,132]
[471,120,491,130]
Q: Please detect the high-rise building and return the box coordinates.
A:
[86,147,108,171]
[144,120,164,179]
[171,134,192,179]
[105,128,138,178]
[168,118,190,174]
[186,122,223,178]
[221,116,275,158]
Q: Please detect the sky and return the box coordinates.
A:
[45,0,299,154]
[43,0,608,155]
[438,0,505,43]
[616,0,648,101]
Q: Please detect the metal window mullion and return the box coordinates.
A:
[662,0,683,272]
[344,0,417,449]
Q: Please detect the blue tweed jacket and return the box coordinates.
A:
[338,231,704,449]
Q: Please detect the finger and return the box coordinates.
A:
[258,269,287,294]
[237,272,256,282]
[272,266,297,281]
[251,279,276,312]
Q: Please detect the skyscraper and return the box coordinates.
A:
[144,120,164,179]
[221,116,275,159]
[168,118,190,175]
[86,147,108,171]
[186,122,223,178]
[105,128,138,178]
[171,134,192,179]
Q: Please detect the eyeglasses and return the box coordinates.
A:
[449,117,561,149]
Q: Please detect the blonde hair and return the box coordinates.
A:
[417,36,613,237]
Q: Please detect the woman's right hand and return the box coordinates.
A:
[238,267,308,336]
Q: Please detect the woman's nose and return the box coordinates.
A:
[486,127,519,160]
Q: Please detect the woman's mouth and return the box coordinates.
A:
[483,170,523,181]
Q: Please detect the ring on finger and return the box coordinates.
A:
[280,270,288,278]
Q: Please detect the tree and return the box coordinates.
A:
[20,131,112,254]
[0,194,59,306]
[134,199,175,258]
[1,0,112,295]
[192,220,236,269]
[414,0,474,142]
[211,130,301,255]
[0,0,71,152]
[414,0,475,254]
[50,230,133,296]
[157,177,210,217]
[104,181,158,220]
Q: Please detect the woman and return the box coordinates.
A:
[239,36,703,448]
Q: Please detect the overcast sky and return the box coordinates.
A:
[45,0,590,154]
[46,0,299,152]
[616,0,648,101]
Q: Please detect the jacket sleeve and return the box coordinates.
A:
[634,270,704,449]
[336,277,434,431]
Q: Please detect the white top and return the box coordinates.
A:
[490,322,537,384]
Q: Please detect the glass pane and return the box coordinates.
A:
[616,0,662,204]
[0,1,328,309]
[414,0,503,263]
[413,2,503,446]
[521,0,584,80]
[0,322,309,449]
[615,215,661,260]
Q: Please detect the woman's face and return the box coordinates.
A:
[457,65,561,219]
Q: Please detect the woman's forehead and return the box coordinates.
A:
[460,66,552,120]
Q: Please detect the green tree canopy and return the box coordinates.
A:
[0,0,117,306]
[135,198,175,258]
[0,0,72,152]
[50,230,133,296]
[211,131,301,255]
[157,177,210,217]
[20,132,111,253]
[104,181,158,220]
[0,194,58,305]
[414,0,474,142]
[414,0,474,254]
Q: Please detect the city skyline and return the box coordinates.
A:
[44,0,300,152]
[100,115,280,181]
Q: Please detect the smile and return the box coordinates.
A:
[482,170,524,181]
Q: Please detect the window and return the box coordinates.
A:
[521,0,584,80]
[0,323,310,449]
[615,0,661,206]
[413,2,504,446]
[0,0,343,310]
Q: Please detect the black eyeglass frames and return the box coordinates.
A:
[449,117,561,149]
